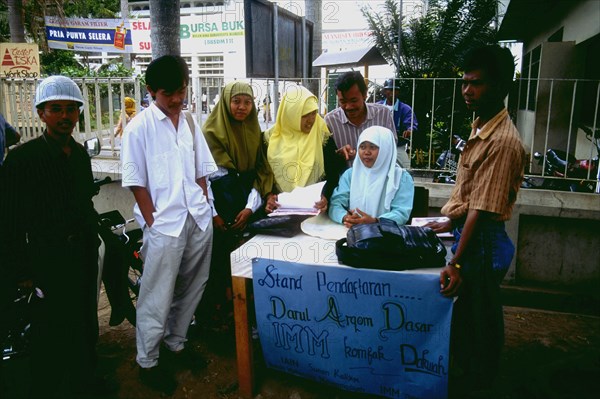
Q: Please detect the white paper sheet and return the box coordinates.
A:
[268,181,326,217]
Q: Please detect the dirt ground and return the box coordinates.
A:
[3,286,599,399]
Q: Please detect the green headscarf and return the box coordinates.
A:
[202,81,273,196]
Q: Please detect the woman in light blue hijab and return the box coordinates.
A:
[329,126,415,226]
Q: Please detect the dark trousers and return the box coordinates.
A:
[28,236,99,398]
[448,221,515,397]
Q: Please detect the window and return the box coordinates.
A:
[519,45,541,111]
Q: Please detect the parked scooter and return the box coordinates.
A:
[433,135,466,184]
[97,207,143,326]
[530,125,599,193]
[86,137,143,326]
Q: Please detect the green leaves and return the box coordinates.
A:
[362,0,499,79]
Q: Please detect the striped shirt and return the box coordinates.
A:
[441,108,526,221]
[325,103,397,151]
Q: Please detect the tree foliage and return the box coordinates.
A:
[0,2,9,42]
[362,0,501,166]
[362,0,499,78]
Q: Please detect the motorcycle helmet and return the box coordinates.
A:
[35,75,85,109]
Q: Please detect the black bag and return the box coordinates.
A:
[247,215,310,237]
[211,169,256,225]
[335,218,447,270]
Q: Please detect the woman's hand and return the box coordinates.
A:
[265,193,279,214]
[314,195,328,212]
[336,144,356,162]
[213,215,228,232]
[231,208,252,231]
[342,208,377,227]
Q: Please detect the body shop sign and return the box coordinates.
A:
[0,43,40,78]
[252,259,453,399]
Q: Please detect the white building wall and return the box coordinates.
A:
[524,0,600,52]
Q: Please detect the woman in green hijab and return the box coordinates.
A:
[199,81,274,328]
[202,81,274,232]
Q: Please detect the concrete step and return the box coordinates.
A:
[501,284,600,316]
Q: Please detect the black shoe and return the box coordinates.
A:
[89,374,119,395]
[163,347,209,373]
[139,365,177,395]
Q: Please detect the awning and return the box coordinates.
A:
[312,45,388,68]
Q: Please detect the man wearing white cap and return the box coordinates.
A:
[0,75,113,397]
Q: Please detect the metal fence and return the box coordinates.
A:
[2,76,598,192]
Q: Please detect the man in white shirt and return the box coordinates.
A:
[121,55,216,395]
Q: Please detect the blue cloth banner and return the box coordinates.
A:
[252,258,454,399]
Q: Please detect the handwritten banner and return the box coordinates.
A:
[252,258,453,399]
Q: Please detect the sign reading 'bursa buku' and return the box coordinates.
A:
[252,258,454,399]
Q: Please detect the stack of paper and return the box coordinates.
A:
[268,181,326,217]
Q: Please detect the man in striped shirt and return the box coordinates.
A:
[427,45,526,398]
[324,71,396,166]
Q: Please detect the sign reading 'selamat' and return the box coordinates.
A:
[252,258,454,399]
[44,15,244,54]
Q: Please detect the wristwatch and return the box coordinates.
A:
[448,259,462,270]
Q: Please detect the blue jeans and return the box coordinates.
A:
[451,220,515,283]
[449,220,514,396]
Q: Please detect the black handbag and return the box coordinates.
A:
[247,215,310,237]
[211,169,256,225]
[335,218,447,270]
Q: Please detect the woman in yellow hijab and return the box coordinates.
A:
[263,85,344,213]
[114,96,137,138]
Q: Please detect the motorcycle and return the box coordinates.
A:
[433,135,466,184]
[529,125,599,193]
[97,207,143,326]
[87,138,143,326]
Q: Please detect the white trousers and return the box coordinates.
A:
[136,213,213,368]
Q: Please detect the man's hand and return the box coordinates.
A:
[213,215,228,232]
[402,129,412,139]
[231,208,252,231]
[336,144,356,162]
[425,218,452,233]
[440,265,462,297]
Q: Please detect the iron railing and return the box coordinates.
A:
[2,76,598,192]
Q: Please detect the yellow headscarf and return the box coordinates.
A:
[264,86,331,193]
[124,97,136,117]
[202,81,273,196]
